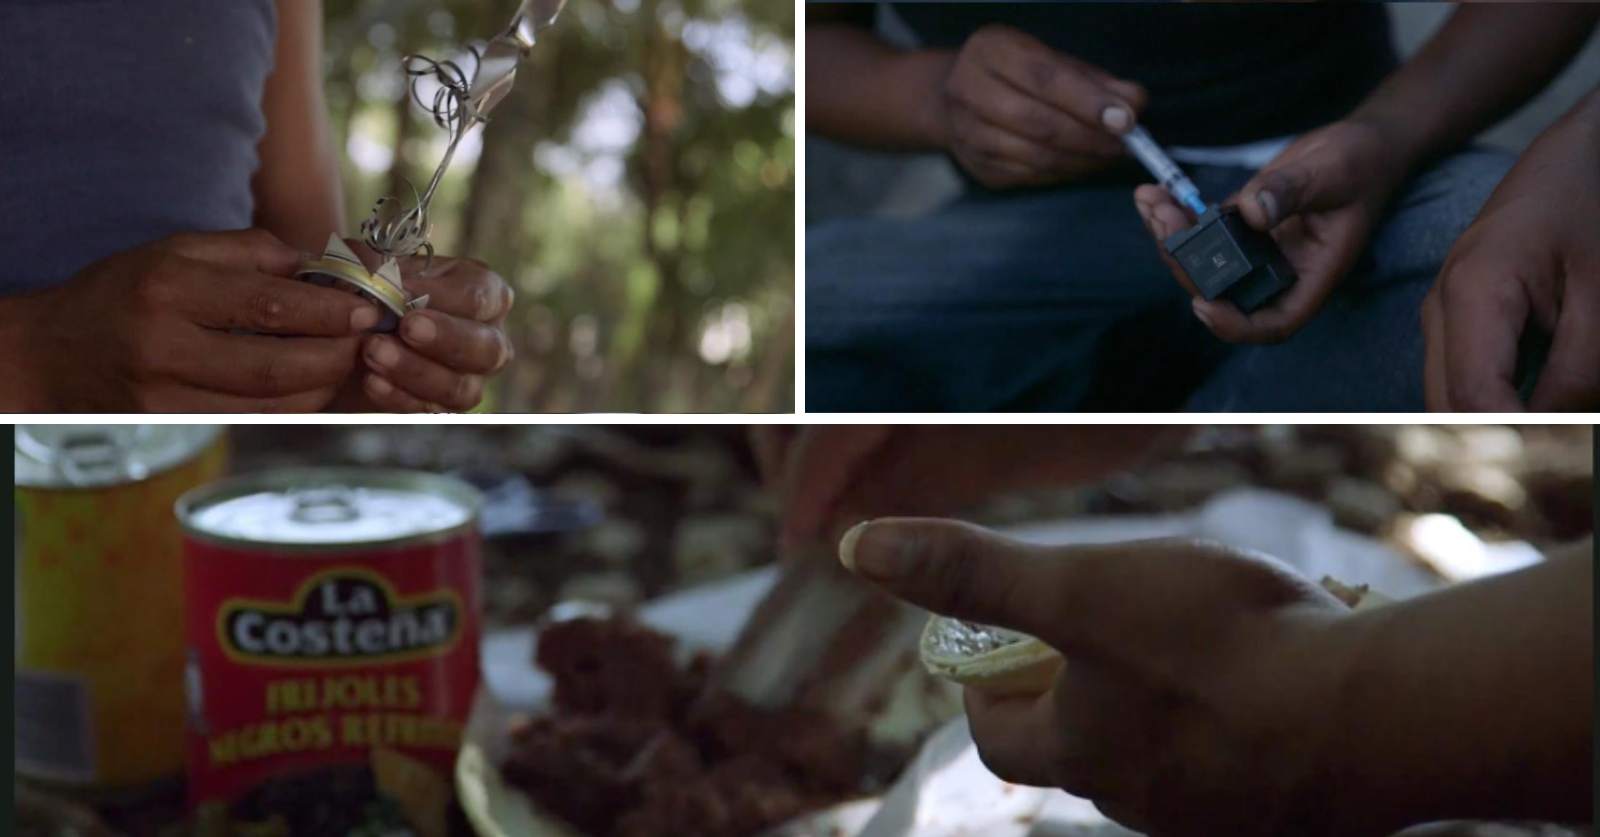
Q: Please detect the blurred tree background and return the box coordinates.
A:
[322,0,794,412]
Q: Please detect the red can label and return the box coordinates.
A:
[182,535,480,811]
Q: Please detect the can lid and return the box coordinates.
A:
[296,258,409,316]
[179,468,477,548]
[15,425,221,489]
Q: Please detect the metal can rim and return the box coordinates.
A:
[296,258,409,316]
[175,467,482,553]
[15,425,223,490]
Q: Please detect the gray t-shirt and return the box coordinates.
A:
[0,0,277,293]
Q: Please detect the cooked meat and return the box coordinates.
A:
[504,617,865,837]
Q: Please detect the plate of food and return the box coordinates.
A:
[455,615,887,837]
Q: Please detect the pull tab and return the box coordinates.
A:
[54,428,152,486]
[289,487,362,525]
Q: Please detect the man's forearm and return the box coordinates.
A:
[1317,552,1593,832]
[807,25,953,151]
[1351,6,1600,169]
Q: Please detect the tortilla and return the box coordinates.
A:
[918,618,1063,697]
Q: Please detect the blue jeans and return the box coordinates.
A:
[806,149,1514,411]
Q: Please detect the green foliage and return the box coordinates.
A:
[323,0,794,412]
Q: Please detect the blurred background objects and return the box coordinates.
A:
[326,0,794,412]
[224,424,1594,626]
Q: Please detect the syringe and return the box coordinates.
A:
[1121,125,1208,216]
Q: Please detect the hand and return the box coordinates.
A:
[839,518,1360,836]
[8,229,374,412]
[1423,95,1600,411]
[752,426,1178,549]
[333,252,515,413]
[1135,119,1410,343]
[932,25,1146,190]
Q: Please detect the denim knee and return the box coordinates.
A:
[1364,147,1516,283]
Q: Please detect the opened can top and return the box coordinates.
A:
[15,425,222,489]
[176,467,479,551]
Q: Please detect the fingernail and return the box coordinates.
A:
[1256,190,1279,226]
[842,521,915,582]
[1100,105,1132,133]
[366,374,392,395]
[404,315,437,345]
[351,306,380,332]
[838,520,871,572]
[1192,299,1214,328]
[368,338,401,368]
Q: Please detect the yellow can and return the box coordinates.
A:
[14,425,228,793]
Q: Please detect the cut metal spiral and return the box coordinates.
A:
[360,52,482,265]
[359,0,566,265]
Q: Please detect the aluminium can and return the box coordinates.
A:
[176,467,482,834]
[296,258,406,333]
[14,425,227,795]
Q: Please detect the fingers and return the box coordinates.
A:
[1528,282,1600,410]
[362,372,437,413]
[172,261,381,336]
[397,310,512,374]
[363,334,484,412]
[160,228,303,277]
[951,84,1125,160]
[944,25,1142,189]
[1192,277,1333,345]
[404,257,514,323]
[838,517,1076,642]
[840,519,1329,670]
[1438,262,1528,411]
[142,383,341,414]
[974,27,1144,134]
[947,109,1113,188]
[781,426,894,542]
[964,689,1069,788]
[956,154,1043,190]
[166,329,361,398]
[955,110,1117,173]
[1238,160,1336,232]
[1133,184,1196,237]
[1092,801,1153,836]
[966,669,1162,833]
[1189,215,1349,344]
[1133,185,1201,298]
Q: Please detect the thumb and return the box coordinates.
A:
[1237,158,1340,232]
[840,519,1335,674]
[839,517,1081,646]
